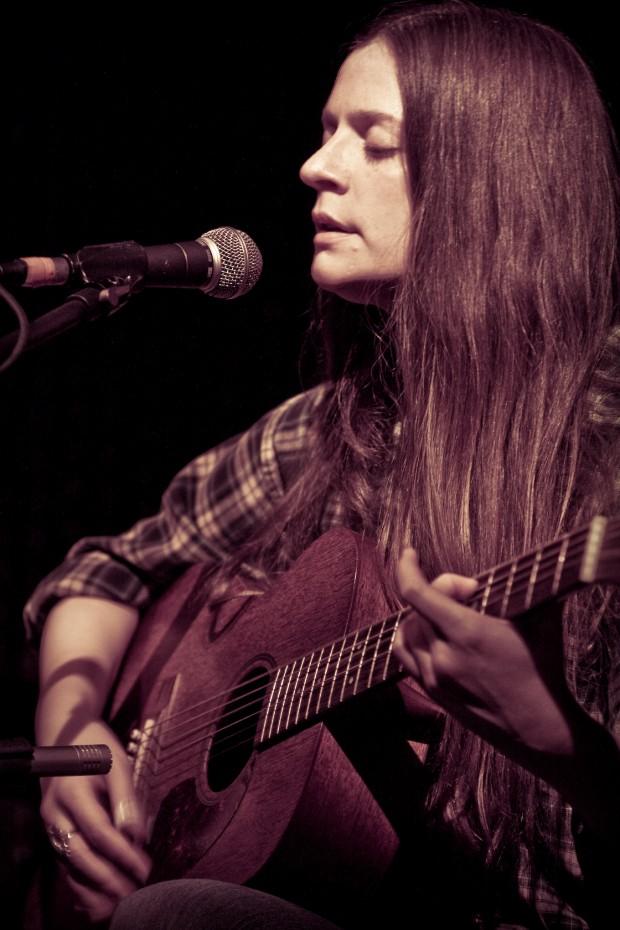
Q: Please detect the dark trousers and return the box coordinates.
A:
[110,880,344,930]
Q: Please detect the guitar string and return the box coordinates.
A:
[131,528,599,791]
[143,545,581,782]
[133,557,597,792]
[134,622,400,781]
[132,521,619,796]
[134,545,586,788]
[133,618,400,756]
[133,517,616,762]
[134,650,400,785]
[144,621,397,750]
[131,536,581,752]
[136,638,404,791]
[134,547,586,760]
[132,550,588,801]
[136,545,594,793]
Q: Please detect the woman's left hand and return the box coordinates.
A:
[394,548,579,764]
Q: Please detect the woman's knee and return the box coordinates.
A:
[110,879,343,930]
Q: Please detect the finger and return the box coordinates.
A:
[398,549,478,601]
[431,572,479,601]
[106,757,148,846]
[60,832,142,902]
[394,621,423,679]
[44,814,142,910]
[64,863,132,923]
[395,614,439,695]
[397,547,424,597]
[113,798,147,845]
[57,778,150,883]
[398,548,481,639]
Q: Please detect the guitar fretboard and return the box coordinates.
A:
[259,614,403,743]
[257,515,616,745]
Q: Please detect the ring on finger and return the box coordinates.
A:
[46,823,78,858]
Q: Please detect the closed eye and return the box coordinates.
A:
[364,145,401,162]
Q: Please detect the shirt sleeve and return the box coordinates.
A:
[23,385,328,640]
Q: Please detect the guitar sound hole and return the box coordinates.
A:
[206,665,269,792]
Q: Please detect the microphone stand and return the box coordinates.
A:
[0,738,40,777]
[0,280,136,365]
[0,281,132,773]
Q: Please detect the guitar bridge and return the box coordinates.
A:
[127,719,156,790]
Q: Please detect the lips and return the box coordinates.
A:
[311,212,354,233]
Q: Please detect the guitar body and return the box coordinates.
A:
[108,527,423,923]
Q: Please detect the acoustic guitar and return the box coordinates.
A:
[103,515,619,924]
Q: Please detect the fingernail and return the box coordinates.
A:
[114,798,141,830]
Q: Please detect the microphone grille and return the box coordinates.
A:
[74,743,113,774]
[199,227,263,299]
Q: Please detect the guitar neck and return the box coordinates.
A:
[257,515,618,745]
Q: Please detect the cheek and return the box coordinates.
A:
[373,199,410,268]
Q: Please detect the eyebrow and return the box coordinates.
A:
[321,107,401,128]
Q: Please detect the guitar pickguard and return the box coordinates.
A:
[148,765,253,882]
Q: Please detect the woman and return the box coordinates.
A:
[27,2,620,928]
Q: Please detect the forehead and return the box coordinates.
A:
[324,40,403,122]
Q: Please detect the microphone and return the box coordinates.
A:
[0,227,263,300]
[0,740,113,777]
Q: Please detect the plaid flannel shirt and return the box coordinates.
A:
[24,384,617,929]
[24,384,336,637]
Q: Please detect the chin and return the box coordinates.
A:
[311,269,396,308]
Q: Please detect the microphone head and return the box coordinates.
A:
[198,227,263,299]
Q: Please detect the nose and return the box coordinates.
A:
[299,136,348,192]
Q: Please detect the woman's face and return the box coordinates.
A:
[300,40,411,305]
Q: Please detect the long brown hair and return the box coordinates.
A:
[224,0,620,911]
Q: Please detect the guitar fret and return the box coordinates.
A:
[278,659,298,734]
[580,516,608,582]
[353,626,372,695]
[499,559,517,617]
[480,569,495,613]
[316,643,335,716]
[381,619,397,681]
[379,624,396,681]
[293,654,309,727]
[524,547,543,610]
[327,635,348,709]
[272,665,289,739]
[366,620,385,687]
[262,666,283,742]
[551,536,570,596]
[306,647,325,720]
[339,629,360,703]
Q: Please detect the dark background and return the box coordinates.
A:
[0,2,616,925]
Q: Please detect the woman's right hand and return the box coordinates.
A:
[40,718,152,924]
[36,596,147,923]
